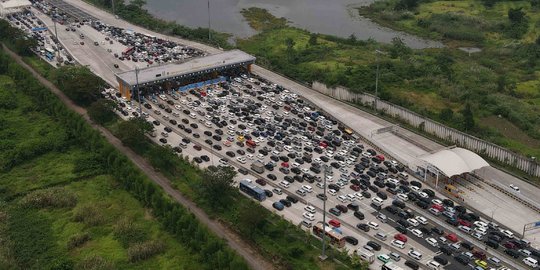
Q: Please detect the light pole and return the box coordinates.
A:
[111,0,115,16]
[52,18,60,59]
[134,66,142,114]
[374,49,385,111]
[207,0,211,41]
[319,165,331,261]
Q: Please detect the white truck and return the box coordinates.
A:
[355,249,375,264]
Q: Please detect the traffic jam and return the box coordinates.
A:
[104,72,538,270]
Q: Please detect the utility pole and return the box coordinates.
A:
[319,165,331,261]
[135,66,142,114]
[52,18,60,59]
[111,0,115,16]
[374,49,385,111]
[207,0,211,41]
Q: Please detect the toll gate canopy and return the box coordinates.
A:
[419,147,490,177]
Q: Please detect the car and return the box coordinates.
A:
[509,184,520,192]
[408,250,422,260]
[367,221,379,230]
[411,229,423,238]
[272,188,283,195]
[415,216,428,225]
[272,202,284,211]
[316,193,327,201]
[344,236,358,245]
[405,260,419,270]
[389,252,401,262]
[279,199,292,207]
[303,212,315,221]
[455,254,470,265]
[377,254,391,264]
[505,248,520,258]
[426,237,438,247]
[263,189,273,197]
[356,223,370,232]
[367,241,381,251]
[329,219,341,227]
[329,208,341,216]
[407,218,420,227]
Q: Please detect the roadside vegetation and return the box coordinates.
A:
[0,43,249,269]
[1,20,365,269]
[236,7,540,161]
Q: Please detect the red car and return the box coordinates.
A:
[255,178,267,186]
[375,154,385,161]
[503,242,516,249]
[458,219,471,227]
[350,184,361,191]
[281,162,289,168]
[329,219,341,227]
[473,250,486,260]
[431,204,444,212]
[446,233,458,243]
[394,233,408,243]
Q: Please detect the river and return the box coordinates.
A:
[144,0,443,49]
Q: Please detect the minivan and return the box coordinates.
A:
[389,252,401,261]
[301,220,312,228]
[523,257,538,268]
[375,232,387,241]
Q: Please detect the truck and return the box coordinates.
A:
[355,249,375,264]
[250,161,265,174]
[381,262,404,270]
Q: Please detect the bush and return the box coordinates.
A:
[113,218,148,248]
[127,240,166,262]
[76,255,113,270]
[20,188,77,209]
[72,205,104,226]
[67,233,91,250]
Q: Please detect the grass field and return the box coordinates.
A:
[0,63,207,270]
[237,7,540,160]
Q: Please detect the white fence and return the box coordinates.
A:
[311,82,540,178]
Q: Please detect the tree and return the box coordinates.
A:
[116,118,152,150]
[87,99,117,124]
[508,7,526,24]
[389,37,411,59]
[481,0,497,8]
[439,108,454,122]
[461,103,475,131]
[395,0,419,10]
[199,166,236,208]
[348,34,357,43]
[50,66,106,107]
[308,33,318,46]
[130,0,146,9]
[237,203,266,240]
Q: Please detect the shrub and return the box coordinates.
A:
[72,205,104,226]
[113,218,148,248]
[127,240,166,262]
[67,233,91,250]
[76,255,113,270]
[20,188,77,209]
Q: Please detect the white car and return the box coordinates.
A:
[302,185,313,193]
[328,189,338,196]
[431,199,443,206]
[475,226,488,235]
[418,192,429,199]
[354,192,364,200]
[408,250,422,260]
[337,195,348,203]
[500,229,514,239]
[303,212,315,221]
[391,239,405,249]
[246,154,254,160]
[279,181,290,188]
[474,221,488,228]
[410,186,420,192]
[367,221,379,230]
[346,194,356,201]
[426,237,438,247]
[304,205,316,213]
[397,193,408,201]
[509,184,520,193]
[236,157,246,164]
[407,218,420,227]
[472,232,484,240]
[411,229,423,238]
[415,216,428,225]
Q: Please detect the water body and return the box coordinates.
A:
[144,0,443,49]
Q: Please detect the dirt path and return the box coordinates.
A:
[2,44,275,270]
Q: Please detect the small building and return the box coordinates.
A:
[0,0,31,18]
[115,49,255,100]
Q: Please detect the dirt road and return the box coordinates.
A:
[2,44,275,270]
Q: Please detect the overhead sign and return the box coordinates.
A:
[32,27,48,32]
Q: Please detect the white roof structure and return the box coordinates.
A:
[419,147,489,177]
[0,0,31,17]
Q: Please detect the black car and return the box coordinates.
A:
[433,255,448,266]
[439,245,453,255]
[226,151,236,157]
[316,193,327,201]
[361,191,371,198]
[404,260,419,270]
[329,208,341,216]
[267,174,277,181]
[505,248,520,258]
[395,225,407,234]
[152,120,160,126]
[461,241,474,250]
[201,155,210,162]
[159,138,167,143]
[431,227,444,235]
[485,239,499,249]
[280,199,292,207]
[366,241,381,251]
[193,157,203,163]
[286,195,299,203]
[454,254,470,265]
[376,191,388,200]
[213,145,222,151]
[164,126,173,133]
[264,189,273,197]
[356,223,370,232]
[344,236,358,246]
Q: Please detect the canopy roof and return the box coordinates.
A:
[0,0,31,9]
[420,147,489,177]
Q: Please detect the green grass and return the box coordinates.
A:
[0,63,213,270]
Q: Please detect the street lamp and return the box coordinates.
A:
[134,66,142,114]
[374,49,386,111]
[319,164,332,261]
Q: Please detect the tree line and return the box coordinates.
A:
[0,49,249,270]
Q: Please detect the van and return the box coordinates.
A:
[371,197,383,207]
[523,257,538,268]
[375,232,387,241]
[458,225,472,234]
[301,220,312,228]
[391,240,405,249]
[389,252,401,261]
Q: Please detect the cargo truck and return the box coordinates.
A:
[251,161,265,174]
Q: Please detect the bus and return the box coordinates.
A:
[312,222,346,248]
[239,180,266,201]
[123,46,135,56]
[45,48,55,61]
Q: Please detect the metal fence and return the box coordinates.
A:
[311,82,540,178]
